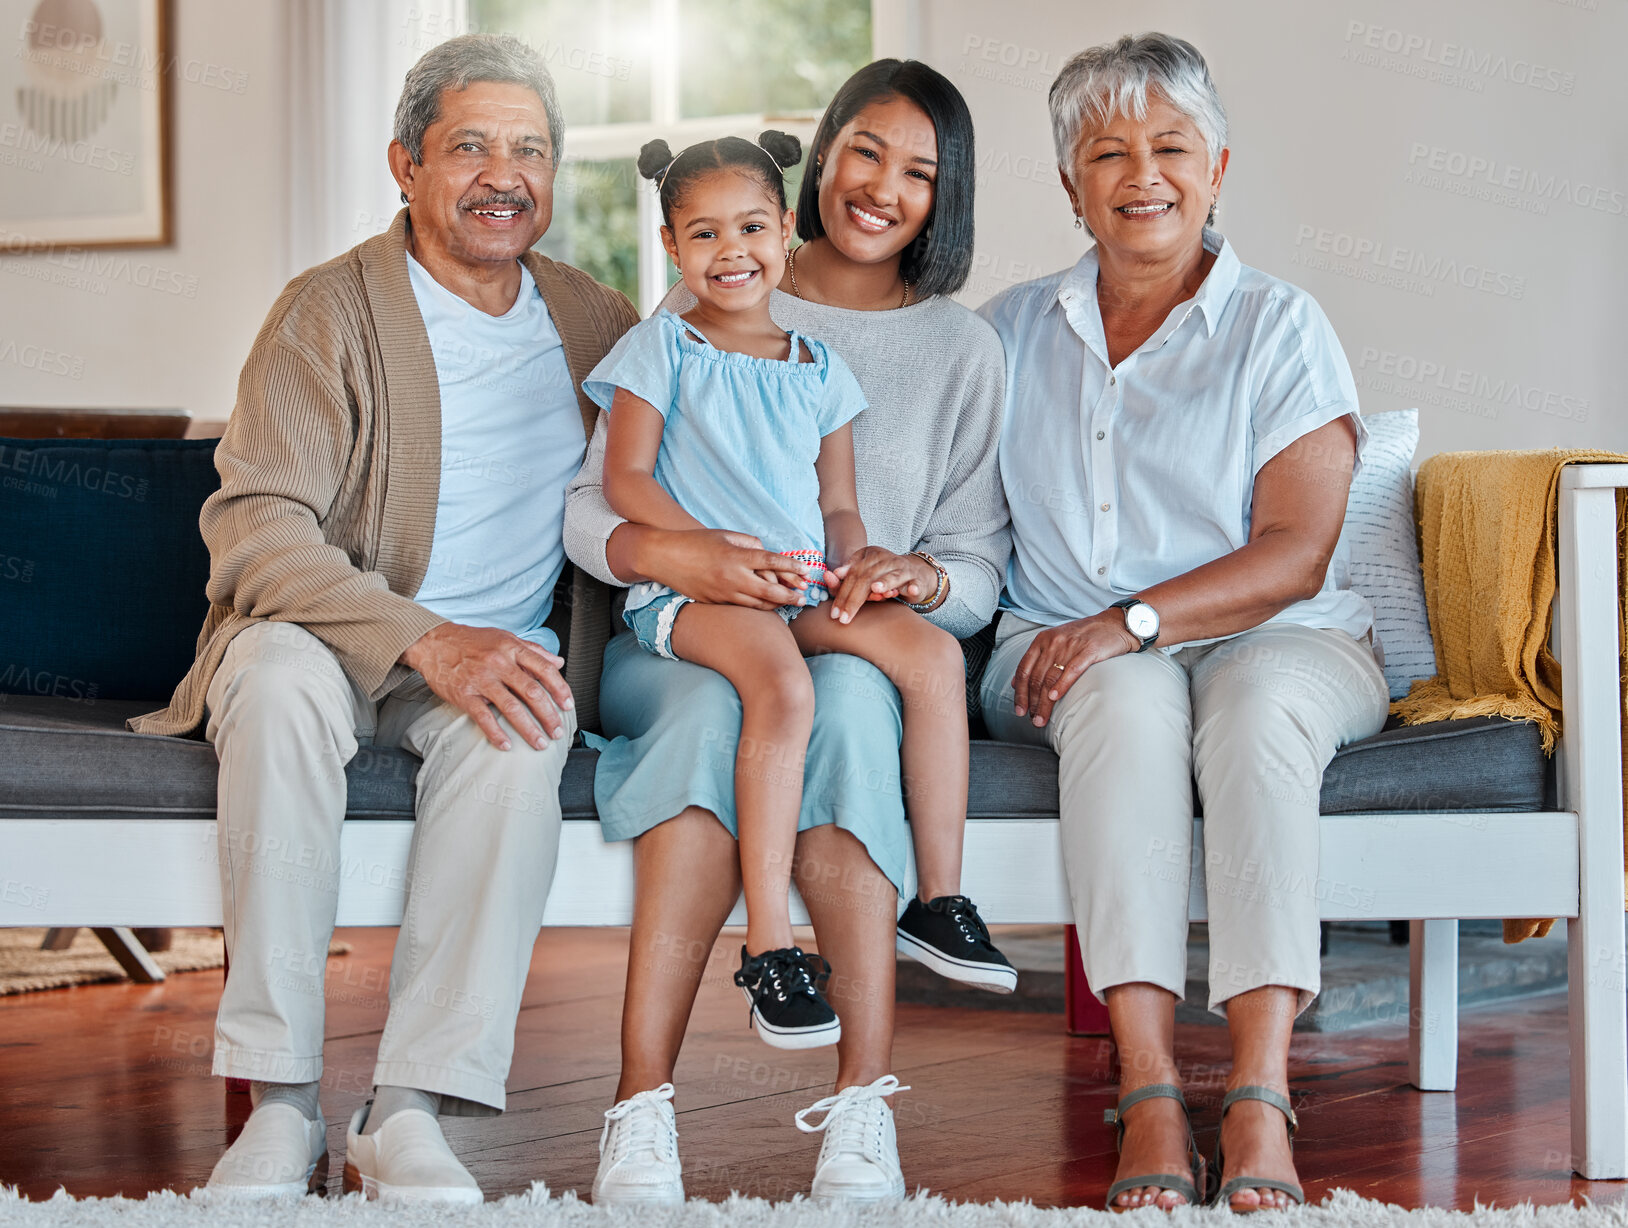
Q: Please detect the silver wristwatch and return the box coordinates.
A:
[1110,596,1160,652]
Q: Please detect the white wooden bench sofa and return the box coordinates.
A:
[2,438,1623,1179]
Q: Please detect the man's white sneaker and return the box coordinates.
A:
[593,1082,683,1206]
[204,1102,327,1198]
[343,1103,482,1206]
[795,1074,909,1203]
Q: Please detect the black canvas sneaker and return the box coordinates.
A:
[733,946,842,1049]
[895,894,1018,993]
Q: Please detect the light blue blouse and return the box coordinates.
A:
[978,229,1373,648]
[583,309,868,611]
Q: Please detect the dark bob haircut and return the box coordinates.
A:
[795,59,976,300]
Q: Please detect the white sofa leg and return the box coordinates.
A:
[1408,919,1458,1091]
[1557,472,1628,1180]
[1568,913,1628,1178]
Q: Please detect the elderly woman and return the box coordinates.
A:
[565,60,1009,1206]
[979,34,1388,1212]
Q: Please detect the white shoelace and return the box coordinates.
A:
[600,1083,678,1164]
[794,1075,909,1161]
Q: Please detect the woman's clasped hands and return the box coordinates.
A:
[820,546,939,623]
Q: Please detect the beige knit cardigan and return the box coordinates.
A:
[130,209,638,739]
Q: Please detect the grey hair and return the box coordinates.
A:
[394,33,564,166]
[1048,32,1227,177]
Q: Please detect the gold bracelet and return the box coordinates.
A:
[901,550,949,612]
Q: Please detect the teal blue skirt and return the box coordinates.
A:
[586,631,910,891]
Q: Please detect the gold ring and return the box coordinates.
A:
[1049,662,1065,672]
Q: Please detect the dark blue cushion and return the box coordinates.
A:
[0,437,218,702]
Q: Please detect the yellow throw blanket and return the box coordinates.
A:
[1392,449,1628,943]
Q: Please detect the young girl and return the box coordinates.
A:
[584,132,1011,1051]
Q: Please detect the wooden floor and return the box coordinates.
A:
[1,927,1622,1208]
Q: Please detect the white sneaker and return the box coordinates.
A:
[795,1074,910,1203]
[343,1103,482,1206]
[204,1102,327,1198]
[593,1082,683,1206]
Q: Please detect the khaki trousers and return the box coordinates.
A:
[204,621,574,1113]
[981,616,1388,1014]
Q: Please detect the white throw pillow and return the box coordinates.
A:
[1340,409,1437,700]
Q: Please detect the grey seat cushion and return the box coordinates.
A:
[0,695,597,820]
[957,716,1551,818]
[0,697,1550,822]
[1317,715,1553,814]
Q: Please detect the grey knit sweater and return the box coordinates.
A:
[563,286,1011,638]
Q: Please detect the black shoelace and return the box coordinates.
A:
[932,895,995,949]
[734,946,830,1008]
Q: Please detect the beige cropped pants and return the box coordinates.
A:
[981,615,1388,1014]
[204,621,574,1113]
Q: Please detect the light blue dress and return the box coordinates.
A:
[594,634,909,888]
[569,290,1010,895]
[581,310,909,888]
[582,309,868,621]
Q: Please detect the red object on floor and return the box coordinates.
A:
[1064,924,1111,1035]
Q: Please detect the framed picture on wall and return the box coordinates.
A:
[0,0,171,250]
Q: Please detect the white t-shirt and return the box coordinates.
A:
[406,253,584,655]
[978,229,1373,649]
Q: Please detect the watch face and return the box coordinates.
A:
[1126,603,1159,639]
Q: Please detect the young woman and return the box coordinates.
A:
[564,60,1010,1206]
[587,130,1006,1052]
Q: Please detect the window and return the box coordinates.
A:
[471,0,872,312]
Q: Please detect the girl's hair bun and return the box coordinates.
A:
[757,130,802,170]
[637,138,675,182]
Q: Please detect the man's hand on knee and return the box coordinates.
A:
[401,624,573,751]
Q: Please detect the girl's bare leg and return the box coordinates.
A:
[793,601,969,900]
[672,603,814,955]
[617,807,742,1101]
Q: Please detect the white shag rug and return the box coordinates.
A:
[2,1188,1623,1227]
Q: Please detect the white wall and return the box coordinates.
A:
[286,0,466,275]
[926,0,1628,455]
[4,2,1622,453]
[0,1,288,428]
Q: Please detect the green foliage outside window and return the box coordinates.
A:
[675,0,871,119]
[468,0,868,304]
[535,159,641,303]
[471,0,652,126]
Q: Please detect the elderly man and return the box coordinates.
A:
[132,34,635,1203]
